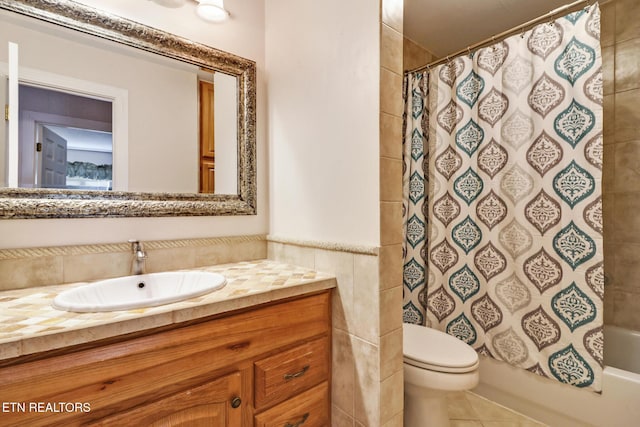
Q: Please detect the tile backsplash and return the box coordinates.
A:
[0,235,267,291]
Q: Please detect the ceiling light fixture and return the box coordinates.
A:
[149,0,230,23]
[195,0,230,23]
[149,0,188,8]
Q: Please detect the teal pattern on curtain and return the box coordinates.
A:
[427,4,604,391]
[402,70,429,325]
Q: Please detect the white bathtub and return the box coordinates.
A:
[472,326,640,427]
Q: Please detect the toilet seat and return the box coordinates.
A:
[403,323,479,374]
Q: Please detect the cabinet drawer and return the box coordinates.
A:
[254,336,329,409]
[254,381,329,427]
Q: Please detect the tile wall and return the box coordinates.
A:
[0,235,267,291]
[267,241,395,426]
[403,37,437,72]
[380,0,405,424]
[268,239,405,426]
[269,2,408,426]
[602,0,640,332]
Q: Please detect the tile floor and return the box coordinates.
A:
[447,391,548,427]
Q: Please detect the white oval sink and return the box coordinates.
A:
[52,271,226,312]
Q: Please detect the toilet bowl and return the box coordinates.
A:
[403,323,480,427]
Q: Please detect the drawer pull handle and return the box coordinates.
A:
[283,365,310,381]
[284,412,309,427]
[230,397,242,409]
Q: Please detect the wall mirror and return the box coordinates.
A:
[0,0,256,218]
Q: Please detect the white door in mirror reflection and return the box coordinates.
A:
[40,126,66,188]
[18,84,114,190]
[37,124,114,191]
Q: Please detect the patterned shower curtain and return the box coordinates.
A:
[402,70,430,326]
[425,4,604,391]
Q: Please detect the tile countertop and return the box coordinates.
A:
[0,260,336,361]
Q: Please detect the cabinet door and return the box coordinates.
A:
[254,382,329,427]
[255,336,329,409]
[94,371,244,427]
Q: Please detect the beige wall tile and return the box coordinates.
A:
[380,327,403,380]
[333,328,355,417]
[603,143,616,193]
[614,89,640,143]
[188,239,268,267]
[0,256,63,291]
[380,370,404,424]
[194,245,231,267]
[353,254,380,344]
[380,113,402,160]
[616,0,640,43]
[615,38,640,92]
[144,247,197,273]
[613,141,640,192]
[380,112,403,160]
[316,249,355,332]
[602,45,615,96]
[612,242,640,294]
[63,252,130,284]
[380,286,403,336]
[381,24,403,75]
[332,285,351,333]
[603,234,616,280]
[404,37,435,72]
[0,237,267,292]
[604,285,615,324]
[602,194,616,244]
[600,0,616,48]
[267,241,315,268]
[353,336,381,426]
[612,192,640,243]
[381,0,403,33]
[380,68,404,117]
[612,289,640,330]
[381,202,403,245]
[379,243,402,291]
[603,94,615,140]
[380,158,403,202]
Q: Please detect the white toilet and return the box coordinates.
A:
[403,323,480,427]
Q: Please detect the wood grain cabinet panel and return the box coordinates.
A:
[0,291,331,426]
[91,371,244,427]
[254,336,329,410]
[254,382,330,427]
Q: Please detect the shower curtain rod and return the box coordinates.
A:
[406,0,593,74]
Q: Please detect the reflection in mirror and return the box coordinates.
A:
[0,0,256,218]
[18,84,114,191]
[2,16,238,194]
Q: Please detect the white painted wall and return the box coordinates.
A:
[0,0,267,248]
[214,71,238,195]
[265,0,381,247]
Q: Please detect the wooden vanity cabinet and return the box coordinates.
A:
[94,371,244,426]
[0,291,331,427]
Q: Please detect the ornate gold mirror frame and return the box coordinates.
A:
[0,0,256,218]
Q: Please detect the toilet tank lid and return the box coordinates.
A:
[403,323,479,369]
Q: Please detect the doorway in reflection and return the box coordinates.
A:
[18,84,113,190]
